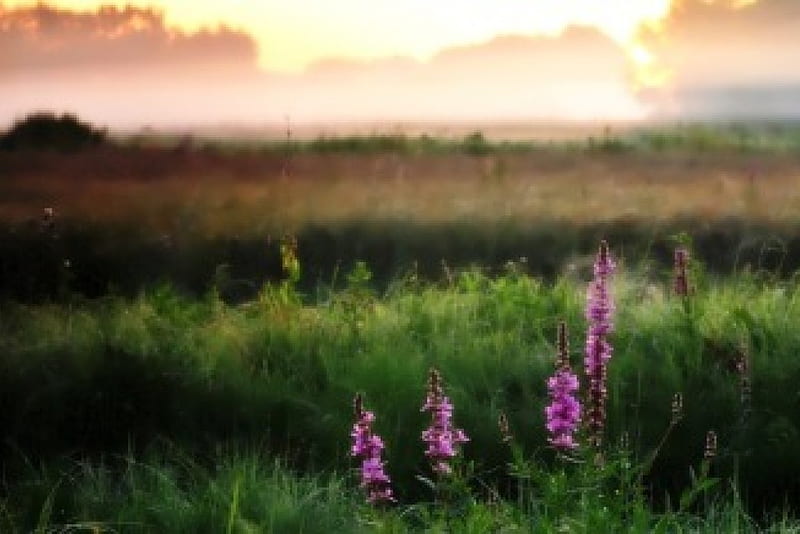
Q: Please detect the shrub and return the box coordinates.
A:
[0,112,106,151]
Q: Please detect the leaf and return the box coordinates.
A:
[226,475,242,534]
[415,474,437,491]
[678,477,719,511]
[34,480,61,534]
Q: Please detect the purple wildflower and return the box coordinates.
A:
[545,321,581,450]
[421,368,469,475]
[351,394,395,504]
[584,241,615,448]
[546,370,581,449]
[674,247,690,297]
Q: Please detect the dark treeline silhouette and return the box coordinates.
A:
[0,112,107,151]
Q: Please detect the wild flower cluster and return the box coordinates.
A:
[542,242,621,451]
[421,368,470,474]
[584,240,616,448]
[349,241,724,509]
[350,394,395,504]
[545,321,581,450]
[350,369,468,504]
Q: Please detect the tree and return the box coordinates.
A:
[0,112,107,151]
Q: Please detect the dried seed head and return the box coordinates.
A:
[736,347,752,422]
[704,430,718,460]
[673,247,690,297]
[41,207,57,236]
[353,393,363,418]
[557,320,569,370]
[592,240,616,279]
[441,259,454,286]
[671,392,684,424]
[427,368,443,401]
[498,412,513,443]
[599,240,609,264]
[619,431,630,450]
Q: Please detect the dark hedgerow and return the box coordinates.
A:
[0,112,107,152]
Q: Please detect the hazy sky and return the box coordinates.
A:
[2,0,798,126]
[2,0,673,72]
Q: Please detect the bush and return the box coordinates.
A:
[463,130,491,155]
[0,112,106,151]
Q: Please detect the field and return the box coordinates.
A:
[3,125,800,531]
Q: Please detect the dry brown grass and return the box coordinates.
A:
[2,146,800,236]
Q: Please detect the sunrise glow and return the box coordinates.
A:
[4,0,674,78]
[4,0,787,124]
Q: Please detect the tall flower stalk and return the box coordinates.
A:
[584,240,616,448]
[674,247,690,297]
[736,345,752,423]
[421,368,469,475]
[545,321,581,450]
[351,393,395,504]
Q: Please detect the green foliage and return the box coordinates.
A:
[4,266,800,529]
[280,235,301,285]
[0,446,789,532]
[105,122,800,156]
[252,123,800,155]
[307,135,412,154]
[260,130,537,156]
[1,454,362,533]
[8,215,800,303]
[631,123,800,153]
[462,131,491,155]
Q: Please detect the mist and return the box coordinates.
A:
[2,0,800,128]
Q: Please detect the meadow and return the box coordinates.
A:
[3,124,800,531]
[3,124,800,301]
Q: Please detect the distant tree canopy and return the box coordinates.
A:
[0,113,107,151]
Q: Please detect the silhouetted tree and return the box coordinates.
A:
[0,112,106,151]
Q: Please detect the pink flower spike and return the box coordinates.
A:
[350,394,395,504]
[421,369,469,475]
[584,241,616,448]
[545,321,582,450]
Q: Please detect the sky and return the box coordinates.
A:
[2,0,674,72]
[2,0,799,127]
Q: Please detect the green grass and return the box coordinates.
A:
[125,122,800,155]
[5,121,800,530]
[1,452,363,533]
[5,449,798,533]
[3,257,800,530]
[5,215,800,303]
